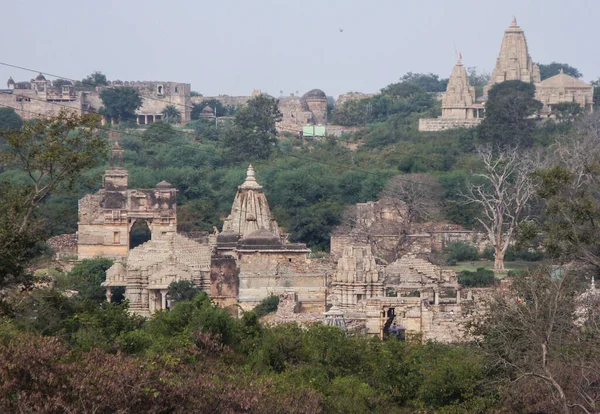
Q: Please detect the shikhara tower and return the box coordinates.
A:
[484,18,541,95]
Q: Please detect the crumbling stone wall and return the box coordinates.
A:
[210,256,239,310]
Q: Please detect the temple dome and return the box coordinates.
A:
[156,180,173,188]
[241,228,281,246]
[35,73,47,81]
[217,230,241,244]
[303,89,327,100]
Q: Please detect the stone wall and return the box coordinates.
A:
[418,118,481,132]
[0,90,85,120]
[237,252,330,312]
[210,256,239,310]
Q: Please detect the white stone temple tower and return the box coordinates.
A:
[484,18,540,95]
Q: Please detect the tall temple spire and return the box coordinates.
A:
[484,19,540,95]
[441,60,476,118]
[239,164,262,190]
[222,165,280,238]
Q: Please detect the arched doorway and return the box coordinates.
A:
[129,219,151,249]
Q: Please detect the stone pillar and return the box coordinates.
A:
[434,289,439,305]
[106,288,113,303]
[467,290,473,300]
[456,288,461,304]
[160,289,168,310]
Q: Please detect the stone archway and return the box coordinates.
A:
[129,218,152,249]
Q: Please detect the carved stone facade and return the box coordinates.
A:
[103,233,211,316]
[419,18,594,132]
[331,245,384,308]
[216,166,328,313]
[77,143,177,260]
[484,18,541,95]
[535,70,594,115]
[419,60,484,131]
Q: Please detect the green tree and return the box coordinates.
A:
[0,107,23,134]
[167,280,200,304]
[398,72,448,92]
[142,120,176,143]
[99,87,142,123]
[0,110,107,291]
[220,95,282,162]
[161,105,181,124]
[538,62,582,80]
[478,80,542,148]
[330,98,373,126]
[381,81,424,99]
[82,71,109,87]
[54,258,114,302]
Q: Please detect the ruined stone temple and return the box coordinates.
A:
[77,149,484,341]
[214,165,328,312]
[95,163,328,316]
[77,142,177,259]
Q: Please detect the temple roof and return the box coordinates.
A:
[156,180,173,188]
[222,165,280,238]
[303,89,327,100]
[239,164,263,190]
[35,73,47,81]
[537,70,592,89]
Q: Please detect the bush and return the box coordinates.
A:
[458,268,497,288]
[481,247,495,261]
[253,295,280,318]
[444,242,478,264]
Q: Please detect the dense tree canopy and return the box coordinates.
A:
[99,87,142,123]
[539,62,582,80]
[0,107,23,134]
[82,71,109,87]
[478,80,542,148]
[0,111,107,290]
[220,95,282,162]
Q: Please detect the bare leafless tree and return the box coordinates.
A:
[462,147,538,272]
[469,267,600,414]
[380,173,443,223]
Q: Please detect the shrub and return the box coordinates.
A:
[253,295,280,318]
[444,242,478,264]
[458,268,497,288]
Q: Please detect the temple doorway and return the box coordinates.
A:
[130,219,151,249]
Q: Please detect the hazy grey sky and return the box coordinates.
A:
[2,0,598,97]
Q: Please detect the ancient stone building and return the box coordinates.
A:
[484,18,541,95]
[77,142,177,259]
[332,245,384,308]
[535,69,594,115]
[2,76,191,124]
[1,74,88,120]
[302,89,328,125]
[216,166,328,312]
[419,60,485,131]
[87,81,192,125]
[103,233,212,316]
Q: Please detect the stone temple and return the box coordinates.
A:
[70,146,494,341]
[419,18,594,132]
[483,18,541,96]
